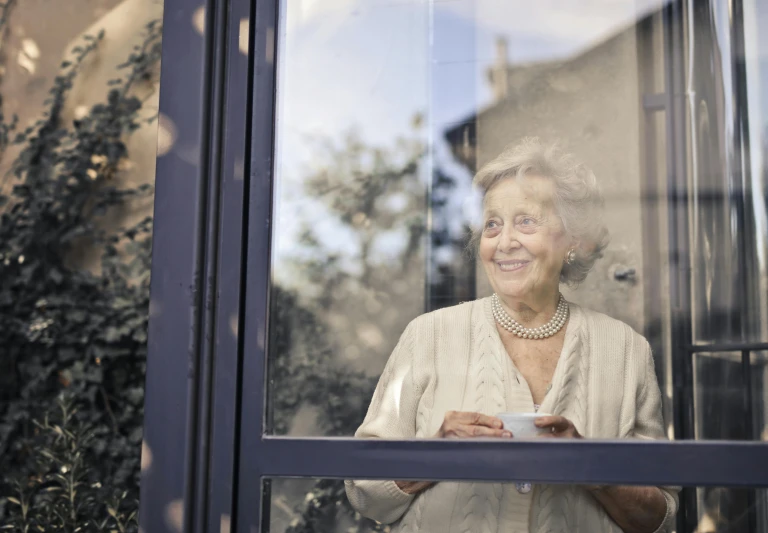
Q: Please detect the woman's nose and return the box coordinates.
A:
[497,227,520,252]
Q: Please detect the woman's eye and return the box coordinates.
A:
[485,220,499,229]
[520,217,535,225]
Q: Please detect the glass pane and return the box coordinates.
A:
[743,0,768,349]
[271,1,430,437]
[687,0,768,349]
[0,0,161,527]
[268,478,767,533]
[692,352,764,441]
[267,0,768,445]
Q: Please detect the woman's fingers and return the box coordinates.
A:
[446,424,511,438]
[439,412,586,439]
[448,410,504,429]
[535,415,569,431]
[395,480,435,495]
[467,412,505,429]
[439,411,511,438]
[535,415,582,438]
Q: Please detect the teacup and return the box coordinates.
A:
[496,412,552,438]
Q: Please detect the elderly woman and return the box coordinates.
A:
[345,139,678,533]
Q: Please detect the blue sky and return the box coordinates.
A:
[271,0,768,288]
[276,0,671,153]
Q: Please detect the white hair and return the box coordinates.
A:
[469,137,609,286]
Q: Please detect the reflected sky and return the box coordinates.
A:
[273,0,674,288]
[279,0,670,149]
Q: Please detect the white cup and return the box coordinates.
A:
[496,412,552,438]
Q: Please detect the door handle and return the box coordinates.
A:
[613,267,636,282]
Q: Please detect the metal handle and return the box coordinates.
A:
[613,267,636,282]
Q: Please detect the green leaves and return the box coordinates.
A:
[0,14,162,533]
[2,397,139,532]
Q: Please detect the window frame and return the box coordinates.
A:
[140,1,768,533]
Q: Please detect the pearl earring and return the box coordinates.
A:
[565,249,577,265]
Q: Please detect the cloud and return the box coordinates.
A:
[278,0,672,149]
[439,0,670,60]
[278,1,429,150]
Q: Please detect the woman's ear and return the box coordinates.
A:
[564,238,581,265]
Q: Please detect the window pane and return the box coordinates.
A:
[267,478,767,533]
[693,352,767,441]
[267,0,768,445]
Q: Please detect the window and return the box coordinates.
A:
[142,1,768,532]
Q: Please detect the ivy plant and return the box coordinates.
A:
[0,20,161,528]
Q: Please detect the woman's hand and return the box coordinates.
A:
[395,480,434,495]
[534,416,667,532]
[435,411,512,439]
[395,412,510,496]
[534,415,583,439]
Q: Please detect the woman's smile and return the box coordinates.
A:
[495,259,530,273]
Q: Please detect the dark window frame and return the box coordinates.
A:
[140,1,768,533]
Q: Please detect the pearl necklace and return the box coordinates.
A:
[491,293,569,339]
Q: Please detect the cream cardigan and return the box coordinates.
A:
[345,297,678,533]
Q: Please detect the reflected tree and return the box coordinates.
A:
[270,286,376,438]
[270,286,381,533]
[427,163,475,310]
[272,124,436,532]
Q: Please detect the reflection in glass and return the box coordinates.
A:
[267,0,767,448]
[693,351,766,442]
[267,0,768,531]
[270,0,677,432]
[271,0,430,437]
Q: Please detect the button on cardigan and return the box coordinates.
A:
[345,297,678,533]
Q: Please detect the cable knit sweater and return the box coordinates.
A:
[345,297,678,533]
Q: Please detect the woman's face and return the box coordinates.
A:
[479,175,571,304]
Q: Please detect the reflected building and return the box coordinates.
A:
[442,23,655,332]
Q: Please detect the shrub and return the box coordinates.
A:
[1,396,138,533]
[0,20,161,527]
